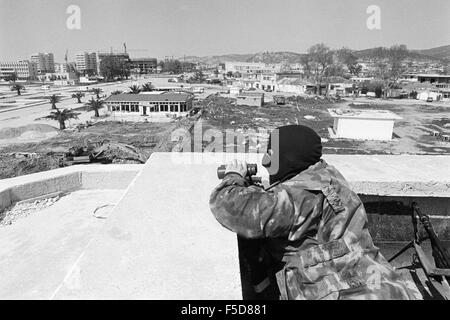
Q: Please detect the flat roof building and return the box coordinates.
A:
[0,60,37,80]
[31,53,55,74]
[236,91,264,107]
[105,93,193,117]
[328,108,402,141]
[76,52,98,75]
[417,74,450,84]
[130,58,157,74]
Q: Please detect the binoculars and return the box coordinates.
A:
[217,163,261,183]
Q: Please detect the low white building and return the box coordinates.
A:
[105,93,194,117]
[276,78,312,95]
[328,108,402,141]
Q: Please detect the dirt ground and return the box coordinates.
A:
[1,95,448,179]
[200,95,450,155]
[0,119,194,179]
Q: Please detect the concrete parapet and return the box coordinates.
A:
[0,165,143,211]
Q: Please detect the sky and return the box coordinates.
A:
[1,0,449,62]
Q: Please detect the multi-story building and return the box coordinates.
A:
[97,52,130,74]
[225,62,282,79]
[31,53,55,74]
[130,58,157,74]
[75,52,98,75]
[54,63,68,74]
[0,60,37,80]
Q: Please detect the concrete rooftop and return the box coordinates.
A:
[0,153,449,299]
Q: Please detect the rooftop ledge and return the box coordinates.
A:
[1,153,449,299]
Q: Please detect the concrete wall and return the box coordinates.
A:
[0,165,143,211]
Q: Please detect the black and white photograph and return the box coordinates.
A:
[0,0,450,306]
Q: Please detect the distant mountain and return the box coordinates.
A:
[180,51,305,65]
[180,45,450,65]
[354,45,450,62]
[413,45,450,61]
[180,54,254,64]
[246,51,305,64]
[353,47,440,61]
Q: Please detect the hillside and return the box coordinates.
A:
[180,51,304,65]
[414,45,450,61]
[353,47,440,61]
[246,51,305,64]
[180,44,450,65]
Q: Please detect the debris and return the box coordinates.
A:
[0,194,61,227]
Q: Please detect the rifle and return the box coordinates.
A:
[388,202,450,299]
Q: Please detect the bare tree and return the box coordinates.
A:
[373,45,409,98]
[304,43,334,95]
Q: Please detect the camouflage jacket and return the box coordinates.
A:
[210,160,418,300]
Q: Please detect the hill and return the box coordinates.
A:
[413,45,450,61]
[180,44,450,65]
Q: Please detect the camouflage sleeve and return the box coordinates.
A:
[209,173,296,239]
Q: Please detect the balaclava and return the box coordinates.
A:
[262,125,322,184]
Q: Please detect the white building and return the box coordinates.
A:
[225,62,281,78]
[276,78,312,95]
[31,53,55,74]
[105,93,194,117]
[0,60,37,80]
[76,52,98,75]
[328,108,402,141]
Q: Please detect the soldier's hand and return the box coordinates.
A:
[225,159,248,177]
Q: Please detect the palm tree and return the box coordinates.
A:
[111,90,122,95]
[49,94,61,109]
[71,91,85,103]
[141,82,154,92]
[92,88,103,99]
[84,97,105,117]
[43,108,79,130]
[11,84,25,95]
[128,85,141,94]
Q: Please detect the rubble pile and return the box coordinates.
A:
[0,195,61,227]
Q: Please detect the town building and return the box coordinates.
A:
[225,62,281,79]
[417,74,450,84]
[236,92,264,107]
[328,108,402,141]
[105,92,193,117]
[97,52,130,74]
[130,58,158,74]
[76,52,98,75]
[31,53,55,74]
[0,60,38,80]
[276,78,314,95]
[257,73,277,91]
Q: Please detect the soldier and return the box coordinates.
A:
[210,125,417,300]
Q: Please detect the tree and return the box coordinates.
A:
[193,71,205,83]
[141,82,154,92]
[44,108,79,130]
[11,83,25,96]
[111,90,122,95]
[84,97,105,117]
[128,85,141,94]
[5,73,17,82]
[92,88,103,99]
[49,94,61,109]
[226,71,233,78]
[373,44,409,98]
[336,47,362,76]
[304,43,334,95]
[72,91,85,103]
[99,56,130,81]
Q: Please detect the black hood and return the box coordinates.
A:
[262,125,322,184]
